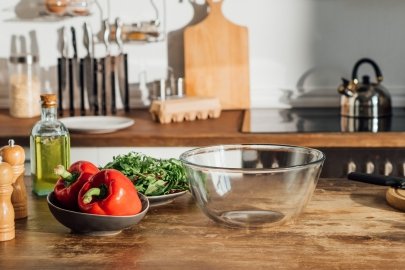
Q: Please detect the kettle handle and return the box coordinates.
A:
[352,58,383,83]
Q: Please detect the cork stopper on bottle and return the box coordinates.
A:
[0,139,25,166]
[40,94,57,108]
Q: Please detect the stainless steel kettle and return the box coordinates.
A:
[337,58,391,118]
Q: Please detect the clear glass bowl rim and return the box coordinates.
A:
[179,144,326,173]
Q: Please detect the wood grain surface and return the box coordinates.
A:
[0,177,404,269]
[184,0,250,109]
[1,109,405,148]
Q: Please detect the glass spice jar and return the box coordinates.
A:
[8,54,41,118]
[68,0,92,16]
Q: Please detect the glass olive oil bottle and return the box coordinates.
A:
[30,94,70,196]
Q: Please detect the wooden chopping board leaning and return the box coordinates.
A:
[184,0,250,110]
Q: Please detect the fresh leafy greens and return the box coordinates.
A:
[103,152,189,196]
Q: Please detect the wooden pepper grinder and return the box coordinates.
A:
[0,156,15,241]
[0,139,27,219]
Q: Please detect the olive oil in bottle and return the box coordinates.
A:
[30,94,70,196]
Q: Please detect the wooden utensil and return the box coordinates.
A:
[184,0,250,110]
[0,157,14,241]
[0,139,27,219]
[386,187,405,212]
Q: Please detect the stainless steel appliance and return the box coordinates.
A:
[241,108,405,178]
[337,58,392,118]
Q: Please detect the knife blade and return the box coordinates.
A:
[70,26,79,116]
[102,19,112,115]
[83,22,94,113]
[347,172,405,189]
[58,26,69,116]
[114,18,128,112]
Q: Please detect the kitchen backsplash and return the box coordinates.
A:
[1,0,405,109]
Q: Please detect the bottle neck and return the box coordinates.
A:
[41,106,57,122]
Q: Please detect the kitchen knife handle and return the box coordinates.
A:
[57,58,63,116]
[124,54,129,112]
[79,59,85,116]
[101,58,107,116]
[347,172,404,188]
[93,59,99,115]
[68,58,74,116]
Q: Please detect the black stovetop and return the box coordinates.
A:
[241,108,405,133]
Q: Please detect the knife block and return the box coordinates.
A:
[149,96,221,124]
[57,55,130,117]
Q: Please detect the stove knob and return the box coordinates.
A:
[384,161,393,176]
[271,158,279,168]
[347,161,356,174]
[366,161,375,174]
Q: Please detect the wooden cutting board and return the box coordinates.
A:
[184,0,250,110]
[386,187,405,212]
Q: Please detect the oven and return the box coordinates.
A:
[241,108,405,178]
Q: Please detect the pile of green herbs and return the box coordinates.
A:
[103,152,189,196]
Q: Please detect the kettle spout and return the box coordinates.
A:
[341,78,349,87]
[338,77,354,97]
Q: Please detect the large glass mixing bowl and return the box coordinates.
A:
[180,144,325,228]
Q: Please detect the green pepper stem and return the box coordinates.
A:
[82,188,101,204]
[54,165,74,182]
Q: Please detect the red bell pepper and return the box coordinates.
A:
[54,161,99,210]
[78,169,142,216]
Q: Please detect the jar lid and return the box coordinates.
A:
[9,54,39,64]
[40,94,57,108]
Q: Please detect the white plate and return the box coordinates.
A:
[60,116,134,134]
[147,191,188,207]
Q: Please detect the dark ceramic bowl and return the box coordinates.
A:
[47,192,149,236]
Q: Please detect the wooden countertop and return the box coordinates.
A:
[1,109,405,148]
[1,178,404,269]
